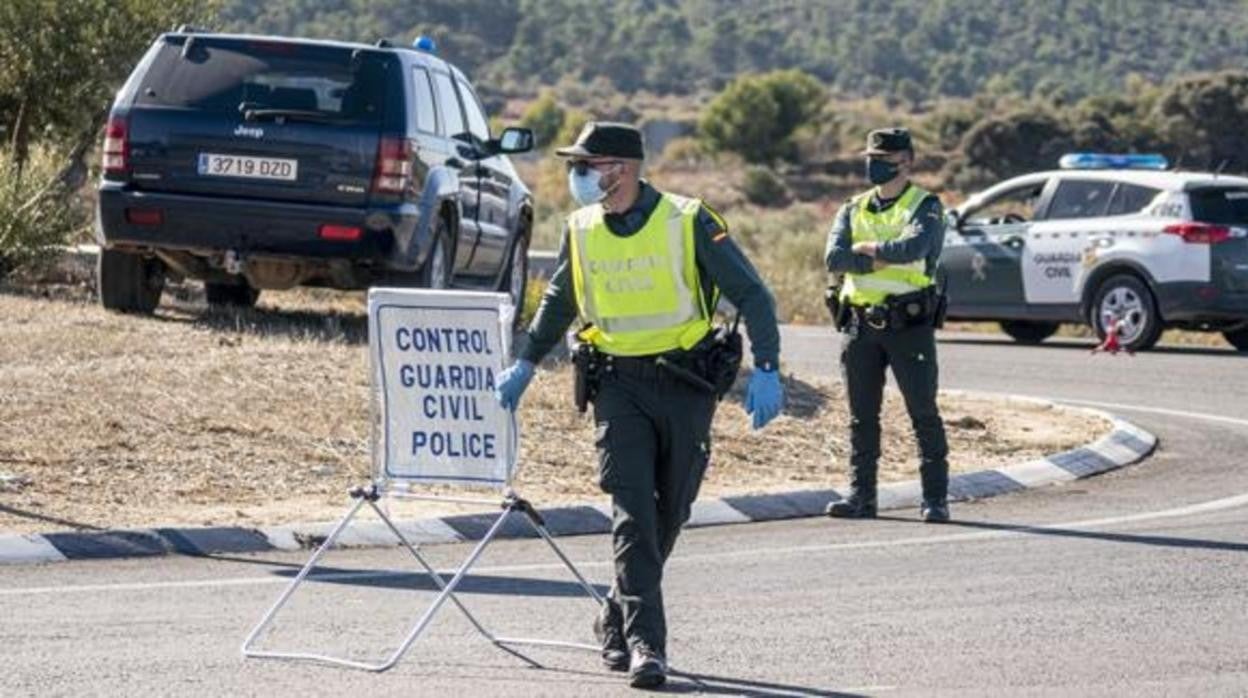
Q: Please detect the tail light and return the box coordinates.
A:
[102,115,128,175]
[318,224,362,241]
[372,137,414,195]
[1163,222,1231,244]
[124,208,163,226]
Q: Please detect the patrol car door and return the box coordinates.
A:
[943,181,1046,316]
[1024,178,1116,307]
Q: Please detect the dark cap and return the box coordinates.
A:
[555,121,645,160]
[863,127,913,155]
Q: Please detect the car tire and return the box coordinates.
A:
[204,281,260,308]
[1223,327,1248,352]
[419,215,453,290]
[1090,274,1163,351]
[999,320,1060,345]
[98,248,165,314]
[498,233,529,328]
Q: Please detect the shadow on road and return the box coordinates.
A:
[937,334,1240,358]
[879,515,1248,553]
[266,564,611,598]
[665,669,867,697]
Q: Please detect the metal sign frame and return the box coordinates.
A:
[241,289,605,672]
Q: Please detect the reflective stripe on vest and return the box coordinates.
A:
[841,185,934,306]
[568,193,712,356]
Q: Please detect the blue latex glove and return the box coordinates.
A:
[744,368,784,430]
[496,359,535,411]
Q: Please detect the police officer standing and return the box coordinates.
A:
[495,122,784,688]
[824,128,951,523]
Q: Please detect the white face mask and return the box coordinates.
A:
[568,167,606,206]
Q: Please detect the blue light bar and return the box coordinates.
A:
[1059,153,1169,170]
[413,35,437,53]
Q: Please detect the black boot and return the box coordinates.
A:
[592,603,628,672]
[628,646,668,688]
[921,498,950,523]
[826,489,877,519]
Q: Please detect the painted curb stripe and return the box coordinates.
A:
[44,530,168,560]
[0,534,67,565]
[155,527,274,556]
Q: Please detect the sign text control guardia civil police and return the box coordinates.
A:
[393,325,499,460]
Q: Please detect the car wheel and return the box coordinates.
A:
[204,281,260,308]
[98,248,165,314]
[1223,327,1248,352]
[999,320,1060,345]
[1091,274,1163,351]
[419,216,453,290]
[499,233,529,326]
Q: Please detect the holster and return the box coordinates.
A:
[572,342,601,413]
[825,285,850,332]
[701,315,744,400]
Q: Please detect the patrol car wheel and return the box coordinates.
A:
[1091,274,1163,351]
[1223,328,1248,352]
[999,320,1059,344]
[499,233,529,329]
[98,249,164,314]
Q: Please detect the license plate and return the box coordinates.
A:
[197,153,297,181]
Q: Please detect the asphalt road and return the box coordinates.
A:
[3,330,1247,697]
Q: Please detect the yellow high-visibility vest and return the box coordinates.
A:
[840,185,934,306]
[568,192,714,356]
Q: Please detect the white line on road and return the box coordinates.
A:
[1043,398,1248,428]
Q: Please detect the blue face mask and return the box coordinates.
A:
[568,168,606,206]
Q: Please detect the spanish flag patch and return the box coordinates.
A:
[705,205,729,243]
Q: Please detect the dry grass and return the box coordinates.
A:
[0,284,1105,534]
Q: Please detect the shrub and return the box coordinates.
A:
[699,70,826,164]
[0,146,87,277]
[519,90,565,148]
[741,167,788,207]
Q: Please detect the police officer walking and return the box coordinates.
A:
[496,122,784,688]
[824,128,951,523]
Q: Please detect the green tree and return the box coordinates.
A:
[0,0,216,175]
[699,70,826,163]
[1151,71,1248,171]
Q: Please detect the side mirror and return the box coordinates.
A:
[487,127,534,156]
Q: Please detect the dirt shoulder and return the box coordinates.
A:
[0,285,1106,535]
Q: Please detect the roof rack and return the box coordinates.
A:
[175,24,210,34]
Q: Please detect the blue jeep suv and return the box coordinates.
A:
[96,30,535,313]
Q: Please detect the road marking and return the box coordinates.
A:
[3,491,1245,598]
[1044,398,1248,429]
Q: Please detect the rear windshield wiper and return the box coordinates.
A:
[240,107,348,125]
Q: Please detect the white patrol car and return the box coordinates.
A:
[941,153,1248,352]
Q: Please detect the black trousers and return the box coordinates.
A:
[840,319,949,501]
[591,359,717,656]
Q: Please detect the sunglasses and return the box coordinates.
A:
[566,159,624,175]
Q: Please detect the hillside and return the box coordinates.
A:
[219,0,1248,99]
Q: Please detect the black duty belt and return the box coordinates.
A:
[848,286,943,331]
[605,353,716,393]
